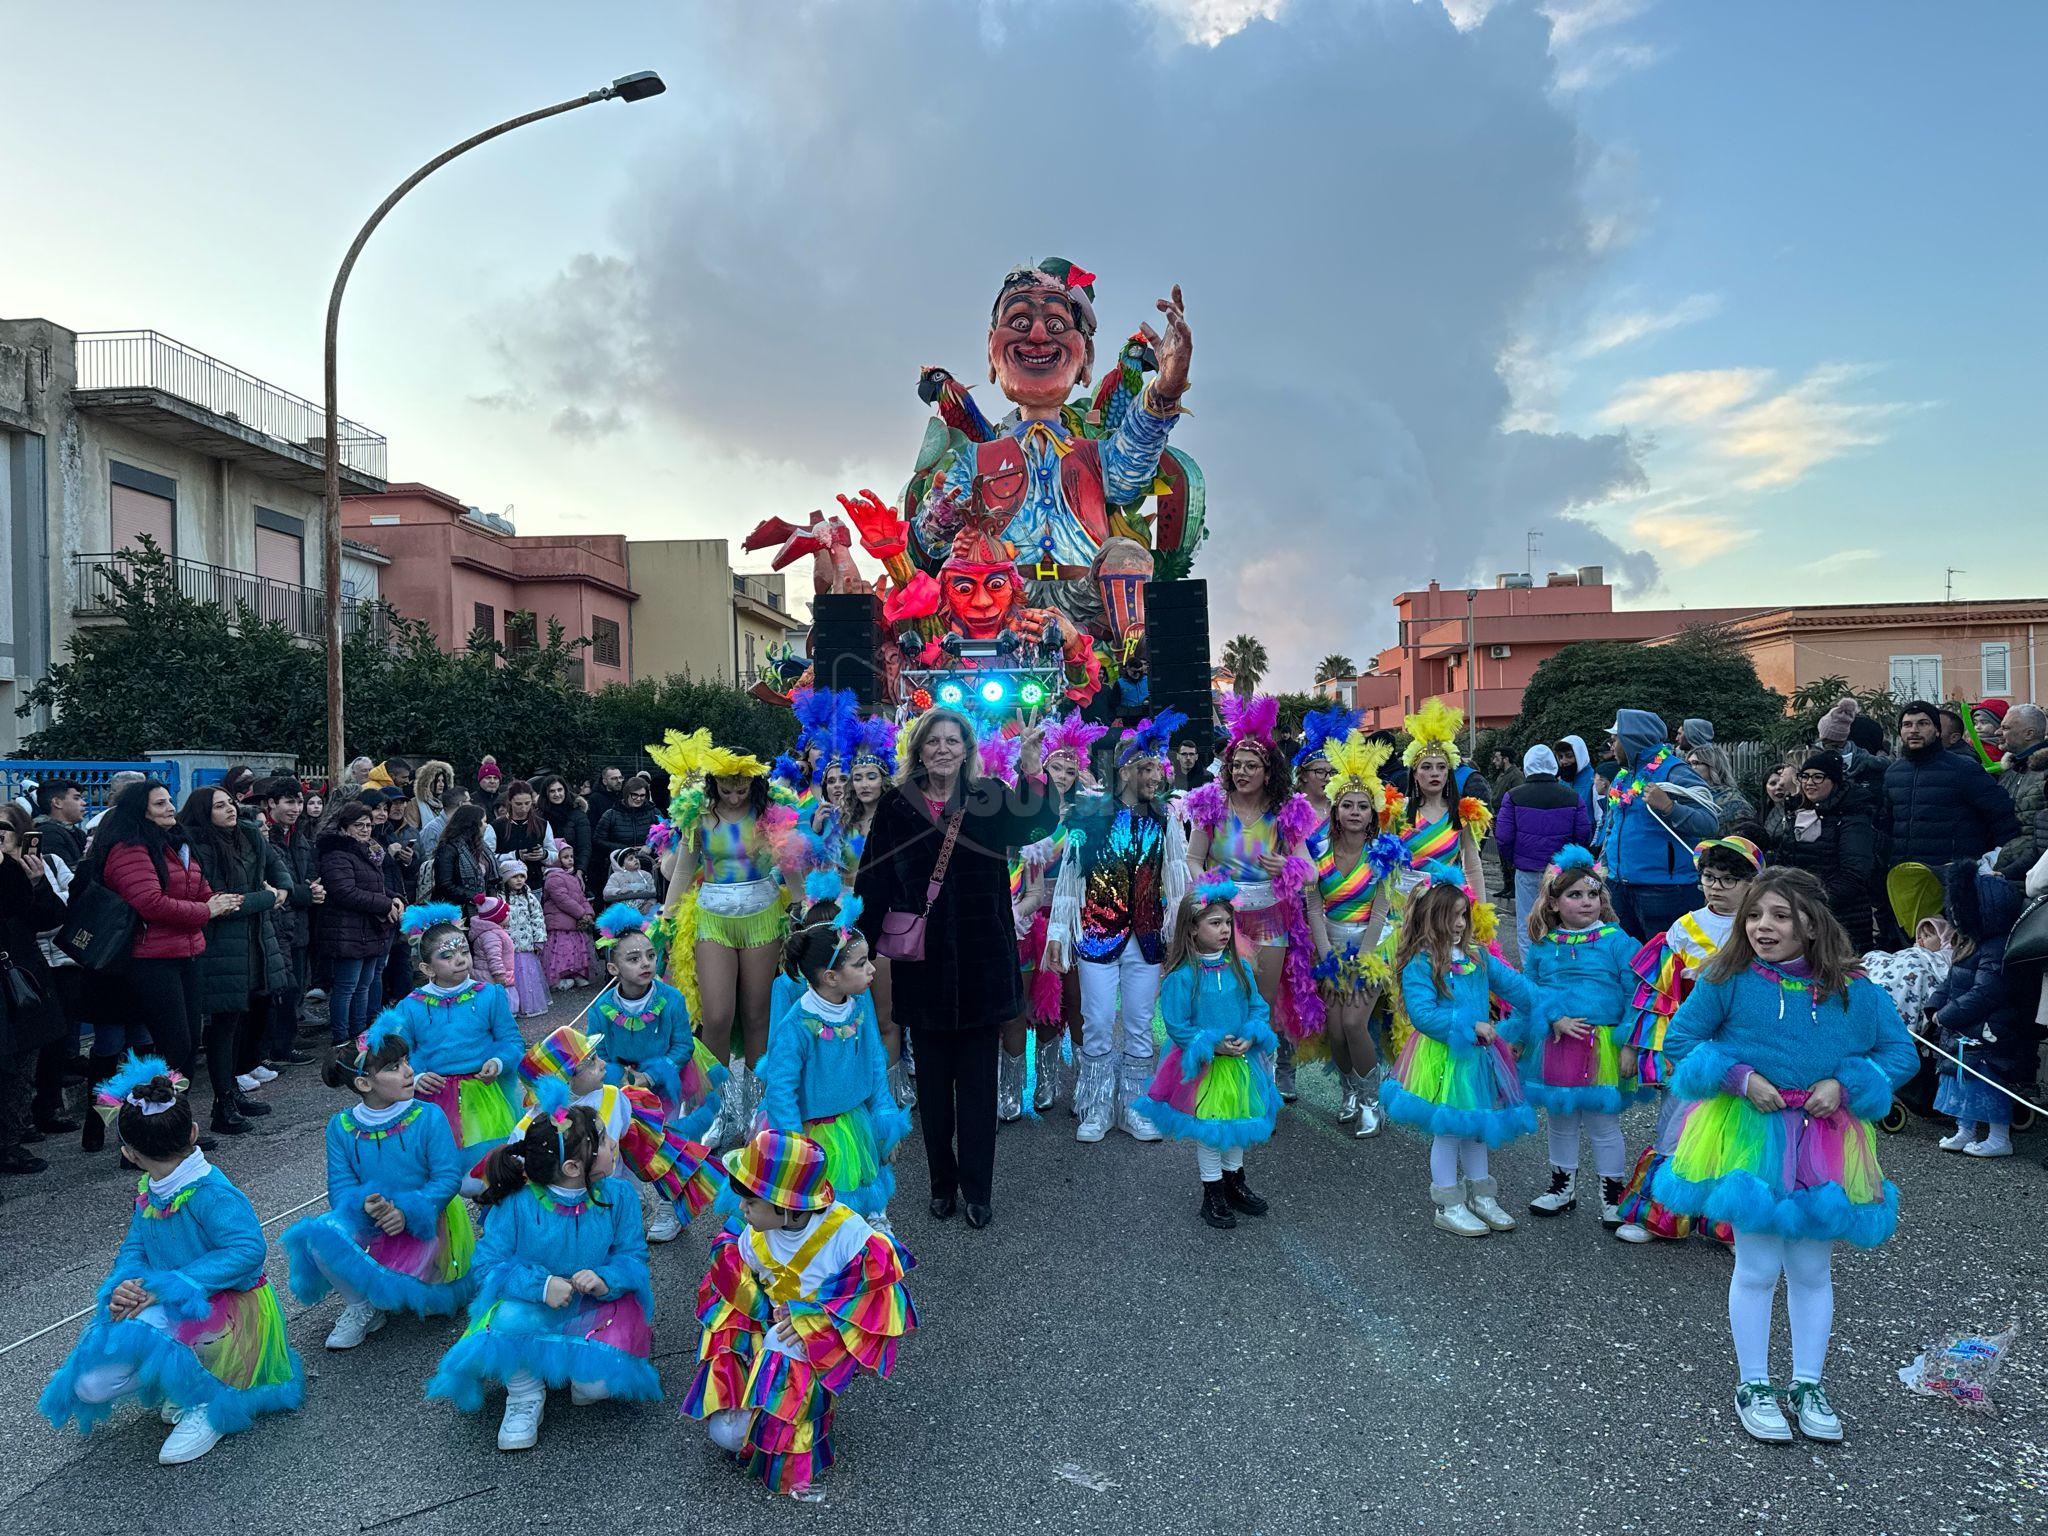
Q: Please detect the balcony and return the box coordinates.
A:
[72,331,388,494]
[73,551,389,644]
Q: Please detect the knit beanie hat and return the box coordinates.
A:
[1522,744,1559,777]
[1847,715,1886,754]
[1817,698,1859,746]
[1801,751,1846,788]
[473,895,509,924]
[1681,717,1715,746]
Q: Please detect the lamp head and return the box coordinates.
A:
[608,71,666,103]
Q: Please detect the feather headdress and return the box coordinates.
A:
[646,727,769,787]
[95,1054,186,1123]
[1192,868,1241,906]
[847,715,900,774]
[1323,730,1393,814]
[594,902,650,949]
[1543,843,1603,882]
[1040,711,1110,768]
[1116,707,1188,767]
[400,902,464,937]
[1293,704,1363,768]
[1218,693,1280,755]
[978,731,1021,786]
[1401,697,1465,770]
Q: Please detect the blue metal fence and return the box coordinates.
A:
[0,760,181,814]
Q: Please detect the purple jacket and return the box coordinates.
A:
[1496,775,1593,873]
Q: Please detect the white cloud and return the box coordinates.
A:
[1142,0,1288,45]
[1575,293,1721,357]
[1800,547,1881,576]
[1434,0,1500,29]
[1600,367,1772,426]
[1717,362,1916,489]
[1542,0,1652,48]
[1627,507,1757,563]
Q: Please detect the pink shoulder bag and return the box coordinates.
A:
[876,809,964,963]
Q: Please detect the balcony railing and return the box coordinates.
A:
[72,551,389,644]
[75,331,388,481]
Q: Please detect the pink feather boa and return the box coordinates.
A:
[1021,910,1065,1025]
[1271,793,1327,1041]
[1184,780,1226,830]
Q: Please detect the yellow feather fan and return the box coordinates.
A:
[1324,730,1393,815]
[1401,697,1465,770]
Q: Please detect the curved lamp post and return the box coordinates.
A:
[321,70,666,777]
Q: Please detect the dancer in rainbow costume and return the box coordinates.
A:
[41,1058,304,1465]
[1613,835,1762,1244]
[1184,694,1325,1100]
[686,1129,918,1499]
[1304,730,1406,1137]
[591,901,724,1136]
[282,1017,475,1352]
[1515,846,1652,1230]
[1648,866,1915,1444]
[1292,702,1362,850]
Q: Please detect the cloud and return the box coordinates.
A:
[1626,506,1757,563]
[550,404,627,444]
[1600,367,1772,426]
[1800,547,1880,576]
[479,0,1659,685]
[1574,292,1719,357]
[1141,0,1289,45]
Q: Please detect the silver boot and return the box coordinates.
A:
[1353,1067,1384,1138]
[1274,1036,1298,1103]
[1033,1038,1062,1114]
[1117,1054,1162,1142]
[887,1054,915,1109]
[1337,1071,1362,1123]
[1074,1054,1116,1143]
[997,1047,1027,1123]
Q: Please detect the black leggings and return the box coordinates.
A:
[204,1012,244,1104]
[909,1024,1000,1207]
[127,957,202,1081]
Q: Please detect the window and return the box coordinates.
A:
[591,615,621,668]
[1890,654,1943,701]
[110,462,175,556]
[254,508,304,585]
[506,610,537,652]
[1981,641,2012,697]
[745,632,758,675]
[472,602,494,641]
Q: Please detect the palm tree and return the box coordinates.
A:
[1315,653,1357,686]
[1221,634,1269,697]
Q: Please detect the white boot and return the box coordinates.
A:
[324,1300,385,1350]
[498,1386,545,1451]
[1465,1175,1518,1231]
[1074,1055,1116,1143]
[640,1178,681,1243]
[158,1403,224,1464]
[1033,1039,1061,1113]
[1117,1055,1163,1142]
[996,1047,1027,1123]
[1528,1166,1577,1217]
[1432,1182,1490,1238]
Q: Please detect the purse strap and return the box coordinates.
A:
[920,810,966,913]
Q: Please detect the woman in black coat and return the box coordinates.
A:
[853,708,1052,1229]
[180,786,290,1135]
[0,806,69,1176]
[534,774,592,877]
[1767,751,1878,947]
[316,801,403,1054]
[430,804,494,910]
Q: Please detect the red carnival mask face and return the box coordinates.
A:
[942,562,1018,638]
[988,289,1089,409]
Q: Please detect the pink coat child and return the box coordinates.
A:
[468,896,518,992]
[541,858,598,989]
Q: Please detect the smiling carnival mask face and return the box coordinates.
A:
[988,286,1092,410]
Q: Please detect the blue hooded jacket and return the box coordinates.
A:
[1595,710,1717,886]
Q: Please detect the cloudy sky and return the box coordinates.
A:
[5,1,2041,683]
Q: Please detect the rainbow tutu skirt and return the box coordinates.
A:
[1382,1032,1536,1146]
[1137,1049,1281,1147]
[422,1071,520,1157]
[1651,1093,1897,1246]
[427,1294,660,1412]
[284,1198,477,1317]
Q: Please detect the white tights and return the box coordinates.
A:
[1546,1110,1626,1179]
[506,1369,609,1404]
[1729,1232,1835,1384]
[71,1304,173,1405]
[1195,1144,1247,1181]
[1428,1135,1488,1186]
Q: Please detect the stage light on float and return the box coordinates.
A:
[1018,680,1046,707]
[979,678,1009,706]
[937,681,966,707]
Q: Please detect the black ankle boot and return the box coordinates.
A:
[80,1055,119,1152]
[1221,1167,1269,1217]
[1200,1180,1237,1229]
[210,1100,251,1136]
[234,1094,273,1118]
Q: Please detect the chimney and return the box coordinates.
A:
[1578,564,1605,587]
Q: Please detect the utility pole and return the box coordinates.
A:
[1464,587,1479,756]
[1946,567,1965,603]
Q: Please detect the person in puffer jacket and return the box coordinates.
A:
[1926,860,2043,1160]
[1496,745,1593,913]
[1879,702,2019,875]
[1594,710,1718,941]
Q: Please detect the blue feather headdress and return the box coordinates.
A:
[1544,844,1604,881]
[95,1053,186,1123]
[804,868,845,907]
[594,902,650,949]
[848,715,900,775]
[400,901,463,938]
[827,894,866,966]
[1293,703,1363,769]
[1192,868,1240,907]
[1116,707,1189,767]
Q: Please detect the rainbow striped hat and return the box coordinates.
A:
[518,1026,605,1089]
[722,1128,835,1212]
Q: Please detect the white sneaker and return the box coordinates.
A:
[1353,1100,1383,1139]
[1734,1381,1792,1443]
[235,1073,263,1094]
[1465,1179,1518,1231]
[249,1065,279,1084]
[569,1381,609,1407]
[325,1301,385,1350]
[646,1207,683,1243]
[158,1404,224,1464]
[1433,1199,1491,1238]
[1614,1221,1653,1244]
[498,1392,545,1451]
[1787,1379,1843,1441]
[305,987,327,1003]
[1963,1138,2013,1158]
[160,1402,184,1425]
[1118,1100,1163,1143]
[1939,1127,1976,1152]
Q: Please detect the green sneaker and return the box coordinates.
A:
[1787,1379,1843,1441]
[1734,1380,1791,1443]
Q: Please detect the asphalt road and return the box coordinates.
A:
[1,980,2043,1536]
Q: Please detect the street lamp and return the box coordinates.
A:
[1464,587,1478,757]
[321,71,667,777]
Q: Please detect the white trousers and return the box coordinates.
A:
[1429,1135,1488,1185]
[1729,1232,1835,1384]
[1078,948,1162,1061]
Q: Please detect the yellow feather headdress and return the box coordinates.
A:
[1401,697,1465,770]
[1324,730,1392,815]
[646,727,769,786]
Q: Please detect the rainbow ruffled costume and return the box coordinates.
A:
[1650,963,1918,1246]
[282,1101,476,1319]
[1134,953,1282,1146]
[749,989,910,1219]
[1184,783,1325,1043]
[41,1155,304,1436]
[684,1133,917,1497]
[1516,923,1652,1116]
[1383,951,1557,1146]
[426,1175,660,1410]
[380,983,525,1159]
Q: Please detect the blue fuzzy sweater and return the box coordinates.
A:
[1517,923,1646,1114]
[1399,951,1557,1050]
[595,979,694,1106]
[389,980,524,1080]
[1156,956,1274,1073]
[469,1176,652,1314]
[1663,966,1917,1117]
[759,990,909,1150]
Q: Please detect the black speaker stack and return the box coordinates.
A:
[1143,578,1214,752]
[809,592,883,705]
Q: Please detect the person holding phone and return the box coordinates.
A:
[0,805,69,1178]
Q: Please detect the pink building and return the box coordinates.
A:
[342,482,636,693]
[1343,569,1762,732]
